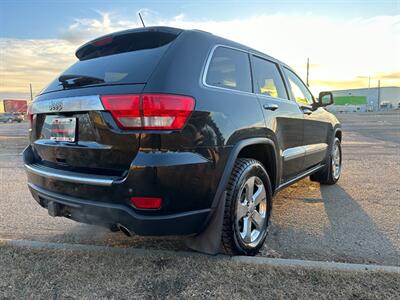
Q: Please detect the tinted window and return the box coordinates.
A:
[284,68,314,105]
[252,56,287,99]
[42,32,179,94]
[76,31,178,60]
[205,47,252,93]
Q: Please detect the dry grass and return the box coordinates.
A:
[1,244,399,299]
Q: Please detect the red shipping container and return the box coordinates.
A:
[3,100,28,113]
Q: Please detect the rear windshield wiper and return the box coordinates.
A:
[58,74,105,88]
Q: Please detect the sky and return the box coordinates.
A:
[0,0,399,99]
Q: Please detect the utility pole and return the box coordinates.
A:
[377,80,381,111]
[29,83,33,102]
[368,76,371,88]
[306,58,310,87]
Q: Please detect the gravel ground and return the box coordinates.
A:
[1,243,399,299]
[0,112,399,265]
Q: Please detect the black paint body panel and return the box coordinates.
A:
[26,27,341,235]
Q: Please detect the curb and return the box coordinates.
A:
[1,239,399,274]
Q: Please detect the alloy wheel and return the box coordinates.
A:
[332,142,341,180]
[235,176,267,247]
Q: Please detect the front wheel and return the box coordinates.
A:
[310,137,342,184]
[221,158,272,255]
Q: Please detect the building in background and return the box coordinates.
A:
[327,86,400,113]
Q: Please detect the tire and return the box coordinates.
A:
[221,158,272,256]
[310,137,342,185]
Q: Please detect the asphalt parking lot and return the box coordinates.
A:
[0,112,399,266]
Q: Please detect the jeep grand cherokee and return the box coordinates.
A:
[24,27,342,255]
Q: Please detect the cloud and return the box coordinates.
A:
[374,72,400,80]
[0,39,76,94]
[1,11,399,97]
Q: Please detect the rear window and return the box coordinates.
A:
[42,31,179,94]
[205,47,252,93]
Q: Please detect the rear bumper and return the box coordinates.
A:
[23,145,223,235]
[28,182,210,235]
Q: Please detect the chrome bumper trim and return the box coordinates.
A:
[25,163,116,186]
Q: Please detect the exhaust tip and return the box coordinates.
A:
[117,224,132,237]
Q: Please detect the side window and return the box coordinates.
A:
[284,68,314,106]
[205,47,252,93]
[252,56,288,99]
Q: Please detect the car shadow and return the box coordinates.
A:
[44,180,399,265]
[266,180,400,265]
[322,183,399,260]
[45,222,189,251]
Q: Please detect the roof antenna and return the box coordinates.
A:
[138,12,146,27]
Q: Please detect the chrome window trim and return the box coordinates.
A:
[30,95,104,114]
[202,44,255,96]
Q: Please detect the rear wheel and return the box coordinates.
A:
[310,137,342,184]
[221,158,272,255]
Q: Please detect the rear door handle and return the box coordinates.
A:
[263,103,279,111]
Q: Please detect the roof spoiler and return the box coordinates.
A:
[75,26,183,60]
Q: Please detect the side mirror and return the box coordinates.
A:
[318,91,334,107]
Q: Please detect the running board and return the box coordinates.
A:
[277,164,325,191]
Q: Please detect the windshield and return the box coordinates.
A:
[42,30,179,94]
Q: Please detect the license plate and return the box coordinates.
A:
[50,117,76,142]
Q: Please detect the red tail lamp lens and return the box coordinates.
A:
[100,94,195,130]
[28,113,34,129]
[101,95,141,129]
[142,94,195,130]
[131,197,162,209]
[92,36,113,47]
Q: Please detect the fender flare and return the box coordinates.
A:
[320,125,342,170]
[210,137,279,210]
[330,125,343,152]
[333,126,342,141]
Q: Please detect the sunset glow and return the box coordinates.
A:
[1,2,399,99]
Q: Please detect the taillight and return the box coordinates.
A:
[92,36,113,47]
[142,94,195,130]
[100,95,141,129]
[100,94,195,130]
[27,103,34,130]
[28,113,33,129]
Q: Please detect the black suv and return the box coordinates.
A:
[24,27,342,255]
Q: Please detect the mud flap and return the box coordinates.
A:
[184,191,226,255]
